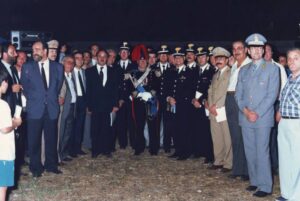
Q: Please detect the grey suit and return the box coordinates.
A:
[59,76,76,160]
[235,59,279,193]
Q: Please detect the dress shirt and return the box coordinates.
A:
[73,68,85,96]
[97,64,108,86]
[227,57,252,91]
[38,59,50,87]
[65,72,77,103]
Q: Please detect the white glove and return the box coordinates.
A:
[137,92,152,101]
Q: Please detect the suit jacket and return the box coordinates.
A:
[86,65,119,113]
[0,61,17,115]
[166,66,194,105]
[150,62,173,106]
[192,63,216,104]
[21,60,64,119]
[208,66,231,118]
[235,60,279,128]
[114,60,137,101]
[59,76,76,136]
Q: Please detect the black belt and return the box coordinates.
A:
[282,116,300,119]
[227,91,235,94]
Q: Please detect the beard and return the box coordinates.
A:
[33,54,42,62]
[7,55,16,65]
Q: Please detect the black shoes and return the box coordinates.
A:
[168,153,178,158]
[220,168,231,173]
[46,169,63,174]
[62,157,72,162]
[253,191,271,197]
[77,150,87,155]
[32,172,42,178]
[246,185,257,191]
[207,165,223,170]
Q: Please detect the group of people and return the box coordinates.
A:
[0,32,299,201]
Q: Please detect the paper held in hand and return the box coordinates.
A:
[215,106,227,122]
[195,91,203,99]
[14,105,22,118]
[110,112,117,126]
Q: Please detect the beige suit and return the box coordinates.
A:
[208,66,232,169]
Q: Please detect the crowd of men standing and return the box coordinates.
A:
[0,32,299,201]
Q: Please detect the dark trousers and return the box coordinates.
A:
[173,103,192,157]
[72,96,86,153]
[14,111,27,187]
[147,114,160,154]
[91,111,112,155]
[59,104,75,160]
[225,93,248,176]
[132,99,146,153]
[157,101,172,152]
[114,101,133,149]
[270,100,280,172]
[190,107,214,161]
[27,108,58,174]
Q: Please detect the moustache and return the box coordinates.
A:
[216,62,222,65]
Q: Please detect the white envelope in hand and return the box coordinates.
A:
[14,105,22,118]
[195,91,203,99]
[215,106,227,122]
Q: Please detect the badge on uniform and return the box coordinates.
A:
[124,73,131,80]
[155,70,162,78]
[179,76,186,80]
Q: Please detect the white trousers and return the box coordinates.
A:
[278,119,300,200]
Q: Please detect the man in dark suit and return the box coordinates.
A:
[70,51,87,157]
[190,47,215,163]
[114,42,137,150]
[86,50,119,158]
[0,43,19,115]
[21,41,64,177]
[150,45,173,153]
[166,47,194,160]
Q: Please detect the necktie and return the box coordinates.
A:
[122,62,125,69]
[199,68,203,76]
[162,65,165,73]
[10,66,18,84]
[99,67,104,86]
[77,70,85,96]
[252,64,258,72]
[217,70,221,80]
[41,63,48,90]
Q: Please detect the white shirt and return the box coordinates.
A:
[227,57,252,91]
[177,65,185,74]
[92,58,97,66]
[120,59,129,69]
[187,61,197,68]
[16,69,27,107]
[65,72,77,103]
[38,59,50,88]
[97,64,108,86]
[1,60,13,77]
[272,59,287,98]
[73,68,85,96]
[0,100,15,160]
[159,62,169,73]
[200,63,210,72]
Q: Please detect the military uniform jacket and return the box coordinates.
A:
[115,60,137,101]
[166,66,194,105]
[192,63,216,104]
[150,62,173,104]
[235,60,279,128]
[129,69,155,98]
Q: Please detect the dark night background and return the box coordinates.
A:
[0,0,300,42]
